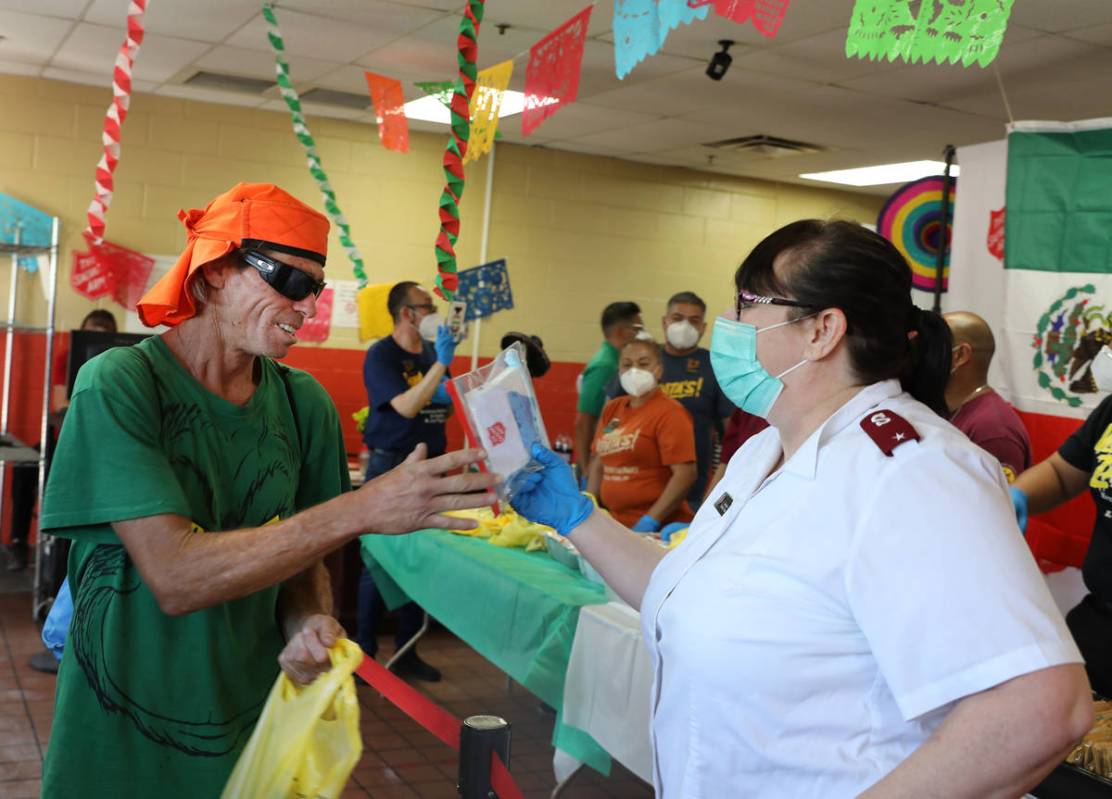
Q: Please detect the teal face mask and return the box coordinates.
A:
[710,315,809,418]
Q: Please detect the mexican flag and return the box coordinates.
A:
[948,119,1112,567]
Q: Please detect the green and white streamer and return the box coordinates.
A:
[263,4,368,286]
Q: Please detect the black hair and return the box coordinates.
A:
[387,281,422,321]
[80,309,117,332]
[667,291,706,313]
[735,219,953,416]
[600,301,641,334]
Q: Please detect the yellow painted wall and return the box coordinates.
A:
[0,74,880,362]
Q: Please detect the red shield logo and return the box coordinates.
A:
[987,207,1005,260]
[70,250,114,300]
[487,422,506,446]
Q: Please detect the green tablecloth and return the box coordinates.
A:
[360,530,612,773]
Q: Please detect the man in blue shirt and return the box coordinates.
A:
[358,281,456,681]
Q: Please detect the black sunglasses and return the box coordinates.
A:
[240,249,326,302]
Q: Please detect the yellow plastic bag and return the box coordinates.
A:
[220,639,364,799]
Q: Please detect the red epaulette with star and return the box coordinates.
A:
[859,409,921,456]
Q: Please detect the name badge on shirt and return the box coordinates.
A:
[714,492,733,516]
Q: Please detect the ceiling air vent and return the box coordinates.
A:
[703,135,824,159]
[184,71,275,94]
[300,88,371,110]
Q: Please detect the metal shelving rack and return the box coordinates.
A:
[0,219,61,620]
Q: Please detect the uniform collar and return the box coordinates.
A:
[782,379,904,479]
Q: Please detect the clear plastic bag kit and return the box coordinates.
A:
[447,341,550,512]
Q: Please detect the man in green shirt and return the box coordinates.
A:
[39,183,495,799]
[574,301,643,478]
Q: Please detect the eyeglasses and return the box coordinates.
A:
[406,303,436,313]
[240,249,326,302]
[735,289,819,317]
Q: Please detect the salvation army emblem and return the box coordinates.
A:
[1032,283,1110,407]
[987,207,1005,260]
[487,422,507,446]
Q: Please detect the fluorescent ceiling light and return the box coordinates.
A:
[799,160,961,187]
[403,89,527,125]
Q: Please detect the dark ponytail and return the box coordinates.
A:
[735,219,954,416]
[901,307,953,417]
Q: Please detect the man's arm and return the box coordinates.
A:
[112,446,496,616]
[645,462,696,523]
[277,562,342,684]
[574,412,598,477]
[860,664,1093,799]
[1013,453,1090,515]
[389,361,447,419]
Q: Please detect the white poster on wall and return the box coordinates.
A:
[330,279,360,328]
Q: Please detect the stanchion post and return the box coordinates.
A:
[458,714,511,798]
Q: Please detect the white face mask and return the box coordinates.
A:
[1092,346,1112,391]
[665,320,700,350]
[418,311,443,342]
[620,367,657,398]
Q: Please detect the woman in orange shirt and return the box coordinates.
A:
[587,338,697,532]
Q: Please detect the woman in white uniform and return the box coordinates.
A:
[511,220,1093,797]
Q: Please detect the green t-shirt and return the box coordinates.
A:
[39,336,351,799]
[576,341,619,416]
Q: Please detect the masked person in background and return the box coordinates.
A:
[586,338,696,532]
[37,184,495,799]
[658,292,735,508]
[358,280,458,682]
[511,220,1091,798]
[1011,343,1112,697]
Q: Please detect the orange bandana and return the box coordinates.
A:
[136,183,329,327]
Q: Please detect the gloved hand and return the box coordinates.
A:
[577,472,588,491]
[509,443,595,536]
[1010,486,1029,535]
[659,522,687,543]
[431,377,451,405]
[435,324,457,366]
[631,514,660,534]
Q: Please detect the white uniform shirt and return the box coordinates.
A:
[640,379,1082,798]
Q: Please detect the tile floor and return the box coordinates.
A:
[0,583,652,799]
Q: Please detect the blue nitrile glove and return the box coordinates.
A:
[42,577,73,662]
[435,324,457,366]
[431,377,451,405]
[632,514,660,534]
[577,473,588,491]
[660,522,687,543]
[509,442,595,536]
[1010,486,1029,535]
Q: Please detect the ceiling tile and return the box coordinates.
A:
[258,97,367,121]
[0,0,85,18]
[193,45,341,84]
[560,117,731,154]
[0,10,73,66]
[49,23,212,83]
[83,0,260,43]
[156,83,268,108]
[510,102,661,141]
[575,39,704,100]
[836,32,1098,110]
[0,58,39,76]
[1061,23,1112,49]
[1010,0,1112,33]
[279,0,444,35]
[225,8,396,62]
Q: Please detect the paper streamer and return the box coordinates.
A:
[432,0,487,301]
[523,6,594,137]
[614,0,708,80]
[84,0,148,246]
[688,0,789,37]
[845,0,1015,67]
[464,60,514,165]
[364,71,409,153]
[456,259,513,320]
[415,80,456,109]
[263,4,368,286]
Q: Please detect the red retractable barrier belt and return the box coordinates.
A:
[354,656,524,799]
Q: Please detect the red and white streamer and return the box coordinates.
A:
[84,0,148,246]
